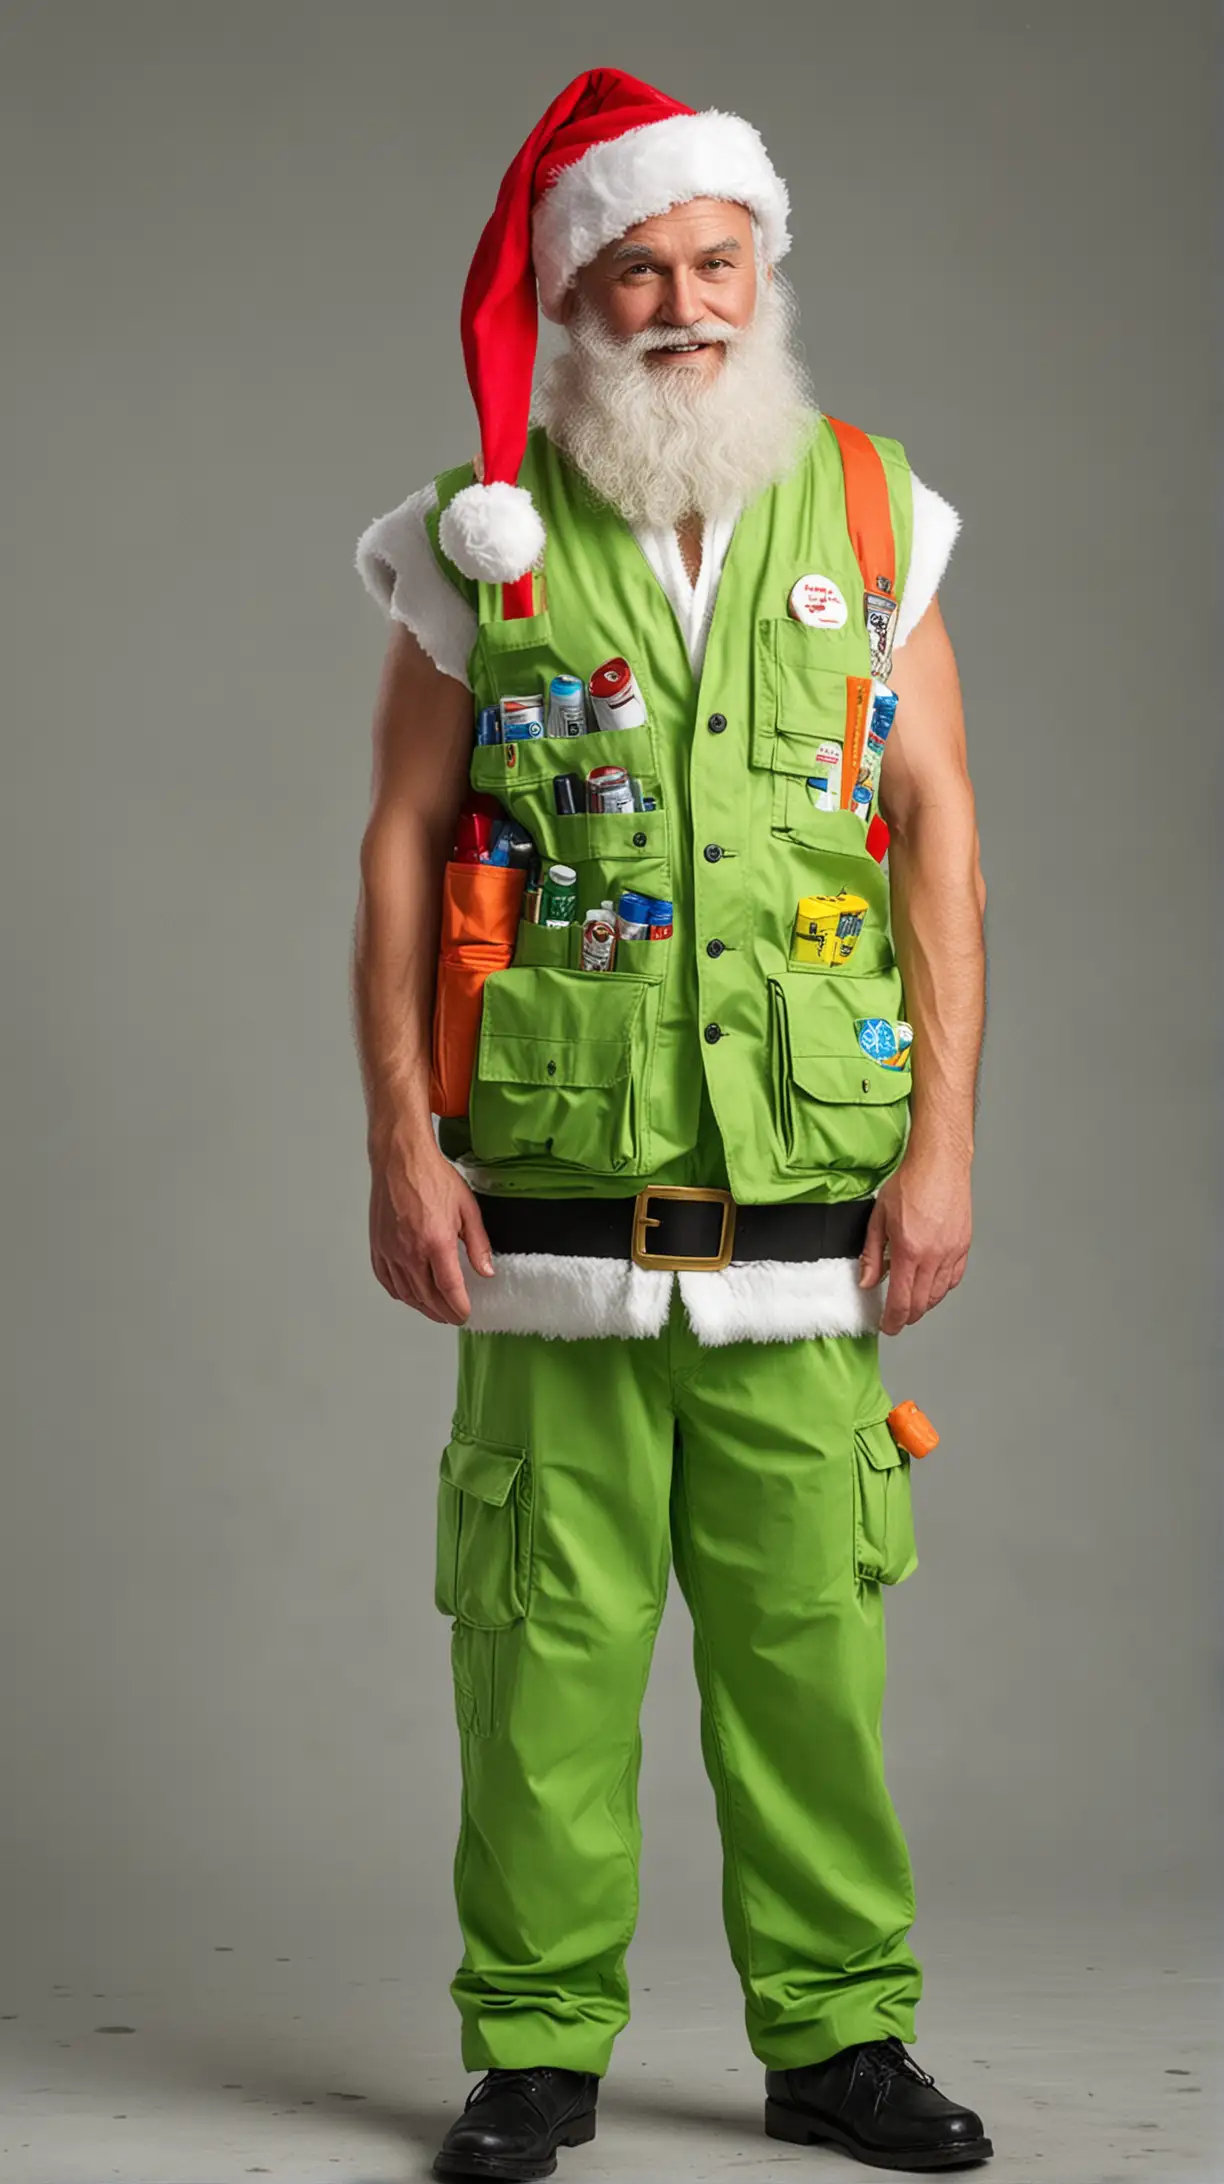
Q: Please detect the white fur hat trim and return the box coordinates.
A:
[532,109,791,321]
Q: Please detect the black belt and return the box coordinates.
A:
[475,1186,872,1272]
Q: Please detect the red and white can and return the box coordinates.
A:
[586,764,635,813]
[588,657,648,731]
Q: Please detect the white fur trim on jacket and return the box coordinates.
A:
[353,483,475,684]
[462,1252,673,1340]
[894,475,962,648]
[354,472,960,685]
[459,1249,885,1344]
[533,111,791,320]
[678,1257,883,1345]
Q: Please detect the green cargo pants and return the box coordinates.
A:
[434,1286,922,2077]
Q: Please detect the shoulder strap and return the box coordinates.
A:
[822,414,897,866]
[822,414,896,598]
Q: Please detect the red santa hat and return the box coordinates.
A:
[439,67,791,597]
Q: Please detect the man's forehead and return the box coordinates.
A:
[602,198,754,258]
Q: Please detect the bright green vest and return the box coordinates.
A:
[429,417,914,1204]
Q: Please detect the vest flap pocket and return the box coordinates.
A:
[753,617,870,779]
[479,1031,631,1088]
[470,967,651,1175]
[790,1052,912,1106]
[477,605,553,664]
[441,1433,527,1505]
[769,977,911,1186]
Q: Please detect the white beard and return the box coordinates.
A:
[531,274,817,531]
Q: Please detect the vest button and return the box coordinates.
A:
[546,1060,557,1076]
[707,712,727,733]
[632,830,647,847]
[704,1022,723,1044]
[706,938,725,958]
[703,843,723,863]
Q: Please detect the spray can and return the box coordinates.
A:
[587,764,635,814]
[539,863,578,926]
[588,657,649,730]
[615,891,651,941]
[546,674,587,738]
[580,902,618,972]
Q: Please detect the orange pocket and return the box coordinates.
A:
[429,863,526,1118]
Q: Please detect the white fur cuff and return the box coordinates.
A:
[459,1250,884,1344]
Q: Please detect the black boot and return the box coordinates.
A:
[765,2038,993,2171]
[433,2066,599,2181]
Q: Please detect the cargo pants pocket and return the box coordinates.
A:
[434,1430,534,1735]
[852,1416,918,1587]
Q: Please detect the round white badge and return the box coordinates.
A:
[788,573,848,629]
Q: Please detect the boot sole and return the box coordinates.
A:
[433,2106,597,2182]
[765,2097,993,2172]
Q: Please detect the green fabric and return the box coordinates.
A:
[435,1292,921,2075]
[435,416,916,1201]
[425,461,479,611]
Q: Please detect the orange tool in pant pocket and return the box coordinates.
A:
[887,1401,940,1459]
[429,861,525,1118]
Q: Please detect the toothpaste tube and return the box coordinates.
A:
[806,738,843,812]
[855,682,899,819]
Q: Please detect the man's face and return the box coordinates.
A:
[562,198,760,387]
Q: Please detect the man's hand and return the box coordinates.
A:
[858,1149,972,1336]
[370,1144,494,1326]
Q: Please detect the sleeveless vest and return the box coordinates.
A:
[428,418,914,1205]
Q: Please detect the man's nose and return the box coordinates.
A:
[658,268,702,325]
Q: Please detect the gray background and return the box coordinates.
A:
[1,3,1217,2179]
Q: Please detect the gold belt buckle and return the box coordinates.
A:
[631,1185,737,1272]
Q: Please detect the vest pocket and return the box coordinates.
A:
[469,966,652,1174]
[769,975,911,1184]
[852,1416,917,1585]
[753,616,871,780]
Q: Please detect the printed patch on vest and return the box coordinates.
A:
[788,573,849,629]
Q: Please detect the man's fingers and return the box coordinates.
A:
[427,1235,473,1323]
[858,1202,889,1288]
[880,1254,915,1335]
[904,1262,938,1327]
[373,1251,414,1307]
[459,1197,495,1279]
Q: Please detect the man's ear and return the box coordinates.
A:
[557,284,576,327]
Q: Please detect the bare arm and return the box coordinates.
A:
[352,623,494,1324]
[858,596,986,1333]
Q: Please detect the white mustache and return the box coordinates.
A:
[635,322,742,353]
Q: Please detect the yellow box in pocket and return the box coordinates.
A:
[792,890,869,967]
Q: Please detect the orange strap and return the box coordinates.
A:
[824,415,898,860]
[822,414,896,599]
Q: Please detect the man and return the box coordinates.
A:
[352,68,989,2180]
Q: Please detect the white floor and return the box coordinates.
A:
[1,1905,1216,2184]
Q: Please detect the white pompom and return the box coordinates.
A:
[439,482,546,584]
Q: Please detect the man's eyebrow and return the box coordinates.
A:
[607,235,743,262]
